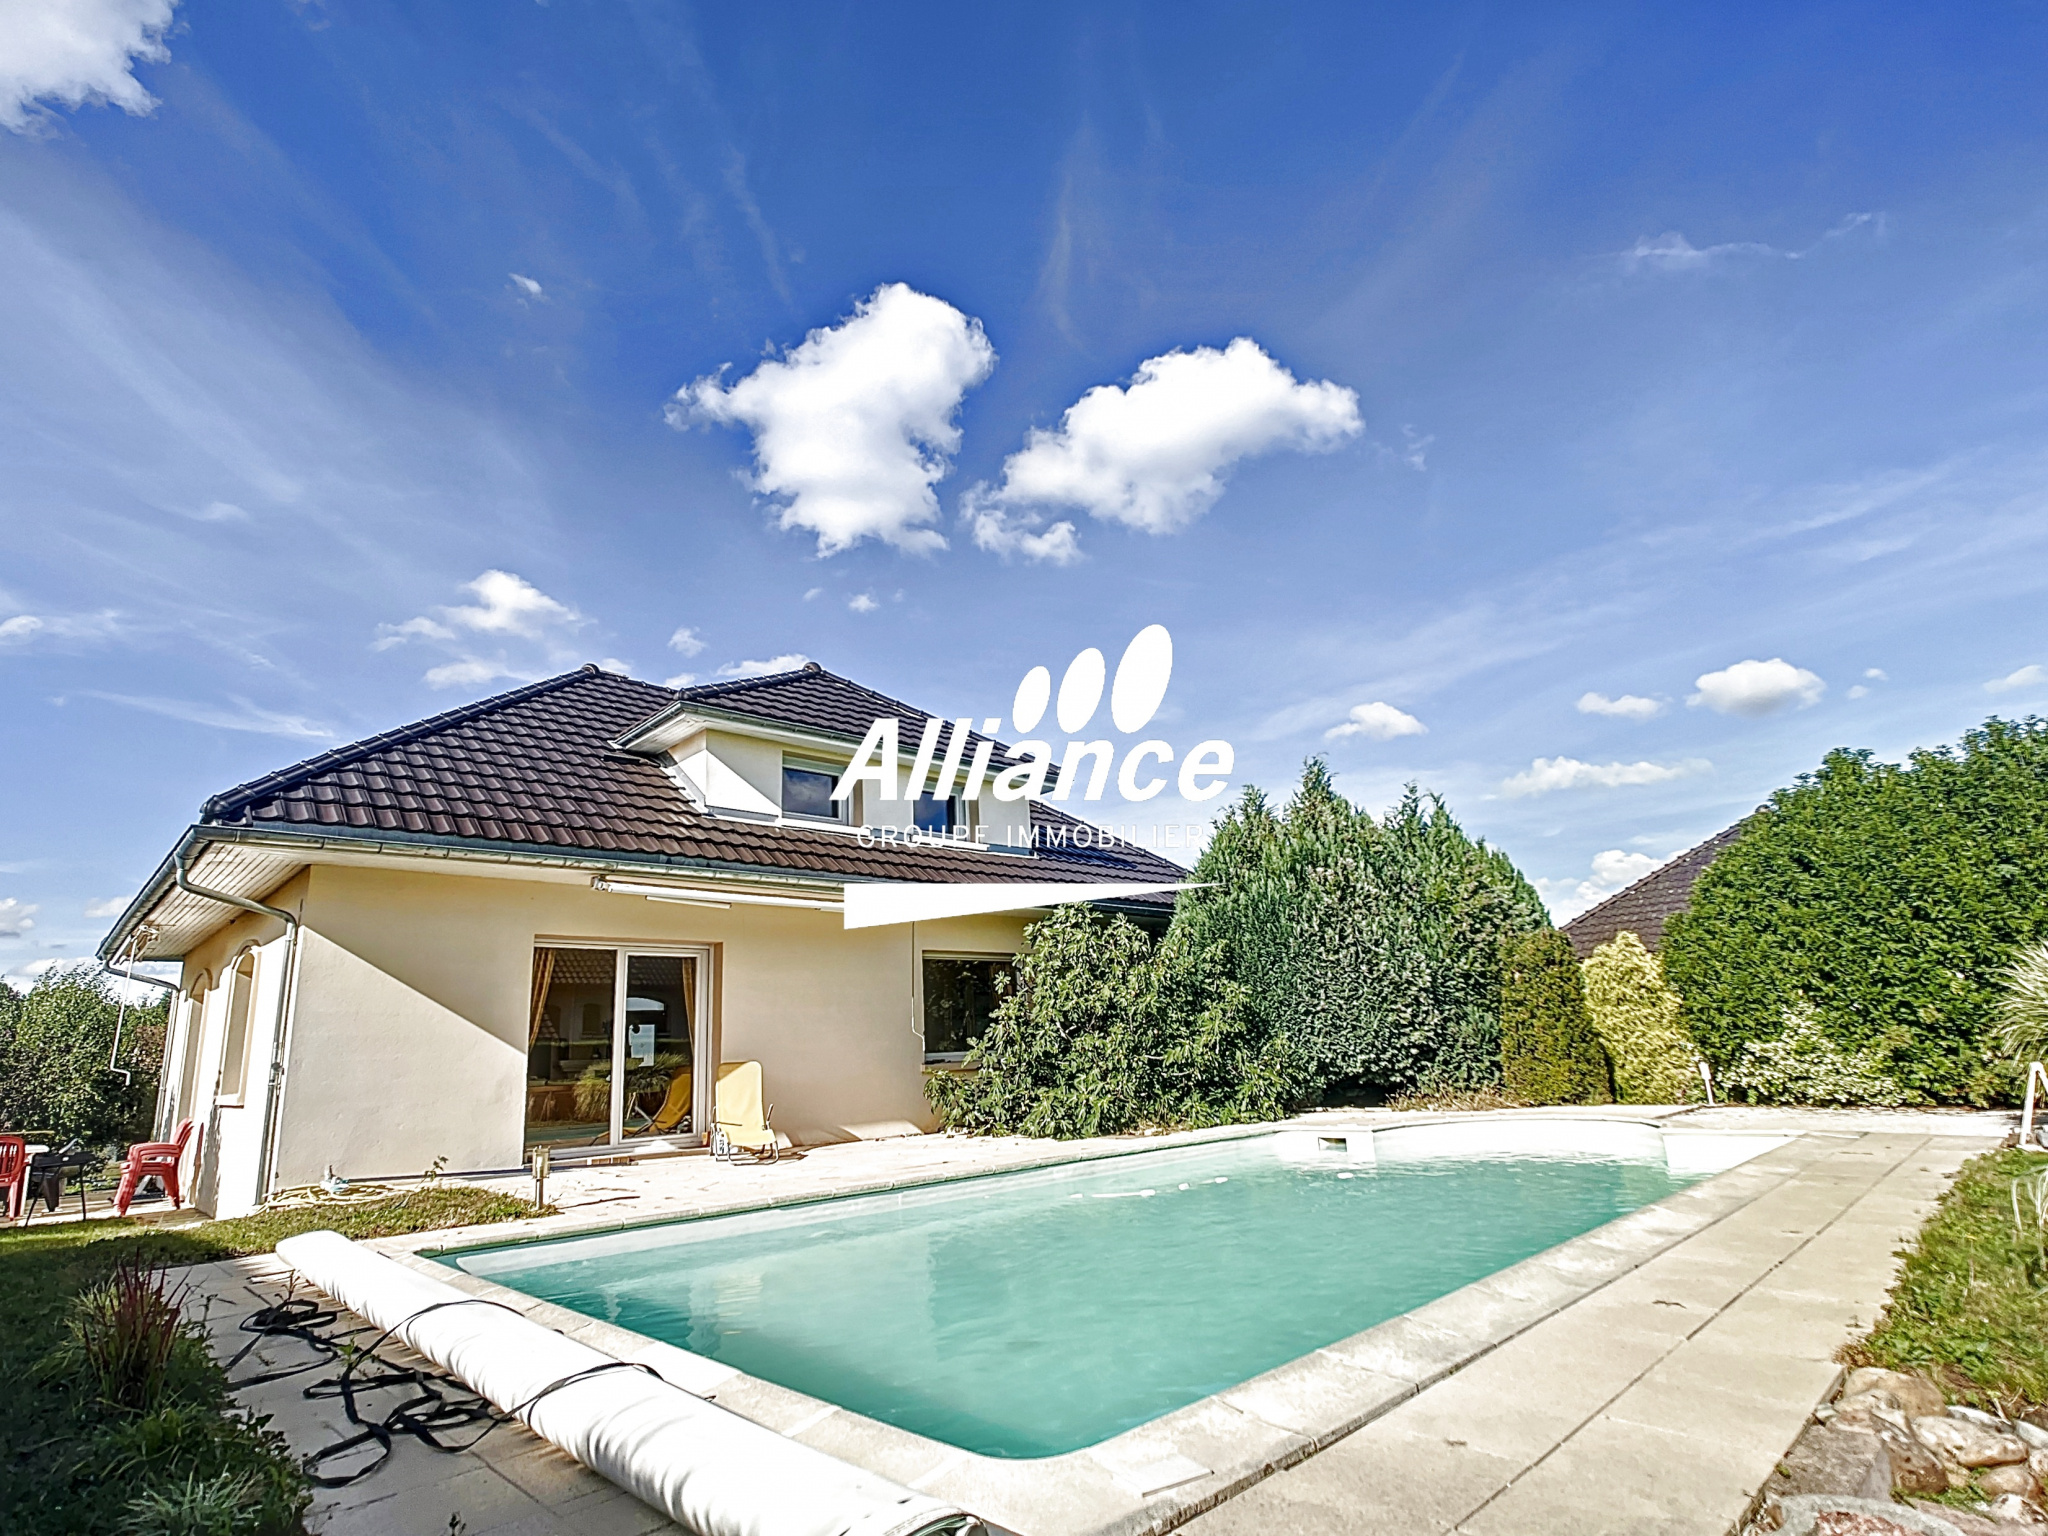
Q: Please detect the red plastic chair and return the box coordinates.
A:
[0,1136,25,1222]
[115,1119,198,1216]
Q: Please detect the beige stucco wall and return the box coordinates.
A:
[257,862,1031,1197]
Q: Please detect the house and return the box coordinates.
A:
[98,663,1190,1217]
[1561,823,1744,959]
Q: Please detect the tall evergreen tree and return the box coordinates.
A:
[1175,762,1547,1097]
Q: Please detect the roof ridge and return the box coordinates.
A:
[674,663,938,726]
[671,664,827,703]
[203,667,637,823]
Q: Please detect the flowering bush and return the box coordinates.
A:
[1722,1002,1906,1106]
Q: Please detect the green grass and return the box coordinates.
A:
[1847,1148,2048,1412]
[0,1185,542,1535]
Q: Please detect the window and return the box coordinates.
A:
[782,760,843,821]
[922,955,1009,1062]
[526,945,709,1151]
[913,792,957,833]
[216,952,256,1103]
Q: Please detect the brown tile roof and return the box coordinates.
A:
[657,662,1022,766]
[1561,823,1745,958]
[198,665,1187,894]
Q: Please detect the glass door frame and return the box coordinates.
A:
[604,943,714,1147]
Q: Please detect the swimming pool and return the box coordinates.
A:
[447,1123,1779,1458]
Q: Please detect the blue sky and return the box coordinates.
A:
[5,1,2048,982]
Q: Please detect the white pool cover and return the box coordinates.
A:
[274,1230,974,1536]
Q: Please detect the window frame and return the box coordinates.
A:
[919,950,1013,1065]
[780,755,850,824]
[214,950,258,1106]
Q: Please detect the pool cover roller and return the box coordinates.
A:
[275,1230,976,1536]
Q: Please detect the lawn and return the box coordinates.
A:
[0,1186,541,1536]
[1847,1147,2048,1412]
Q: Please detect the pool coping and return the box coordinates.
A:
[354,1116,1826,1536]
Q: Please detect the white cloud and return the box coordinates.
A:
[1619,215,1879,275]
[664,672,698,689]
[0,608,122,647]
[1536,849,1671,921]
[1501,756,1709,797]
[440,570,576,637]
[1325,701,1427,741]
[717,653,810,679]
[847,592,878,614]
[672,282,995,556]
[966,506,1082,564]
[1688,657,1826,716]
[1619,232,1779,272]
[1847,685,1870,699]
[0,0,174,133]
[1576,691,1663,720]
[376,570,589,688]
[667,625,706,656]
[509,273,544,300]
[801,587,824,601]
[1864,668,1888,680]
[3,957,62,992]
[0,897,38,936]
[1986,664,2046,695]
[83,895,132,918]
[87,691,335,739]
[965,337,1360,561]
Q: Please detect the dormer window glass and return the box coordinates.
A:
[913,792,958,833]
[781,759,845,822]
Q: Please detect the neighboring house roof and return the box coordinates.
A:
[1561,823,1745,959]
[105,664,1189,961]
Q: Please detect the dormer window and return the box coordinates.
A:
[781,758,846,822]
[913,792,958,833]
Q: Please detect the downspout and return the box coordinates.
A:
[174,847,302,1205]
[105,932,176,1087]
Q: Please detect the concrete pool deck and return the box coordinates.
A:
[186,1105,2009,1535]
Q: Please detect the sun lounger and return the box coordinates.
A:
[710,1061,778,1163]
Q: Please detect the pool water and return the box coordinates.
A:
[448,1132,1726,1457]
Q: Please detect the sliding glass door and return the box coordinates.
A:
[526,944,710,1152]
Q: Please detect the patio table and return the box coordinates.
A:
[25,1143,92,1221]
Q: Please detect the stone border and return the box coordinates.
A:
[321,1119,1823,1536]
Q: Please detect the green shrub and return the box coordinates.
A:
[1995,940,2048,1064]
[1664,718,2048,1105]
[1582,932,1701,1104]
[0,964,166,1145]
[926,904,1307,1137]
[1499,929,1611,1104]
[1173,763,1548,1098]
[71,1258,193,1411]
[119,1471,271,1536]
[1721,1002,1906,1106]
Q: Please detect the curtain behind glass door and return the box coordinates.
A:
[525,947,615,1150]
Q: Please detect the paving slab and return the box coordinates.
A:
[1183,1125,1987,1536]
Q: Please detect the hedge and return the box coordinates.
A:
[1664,717,2048,1104]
